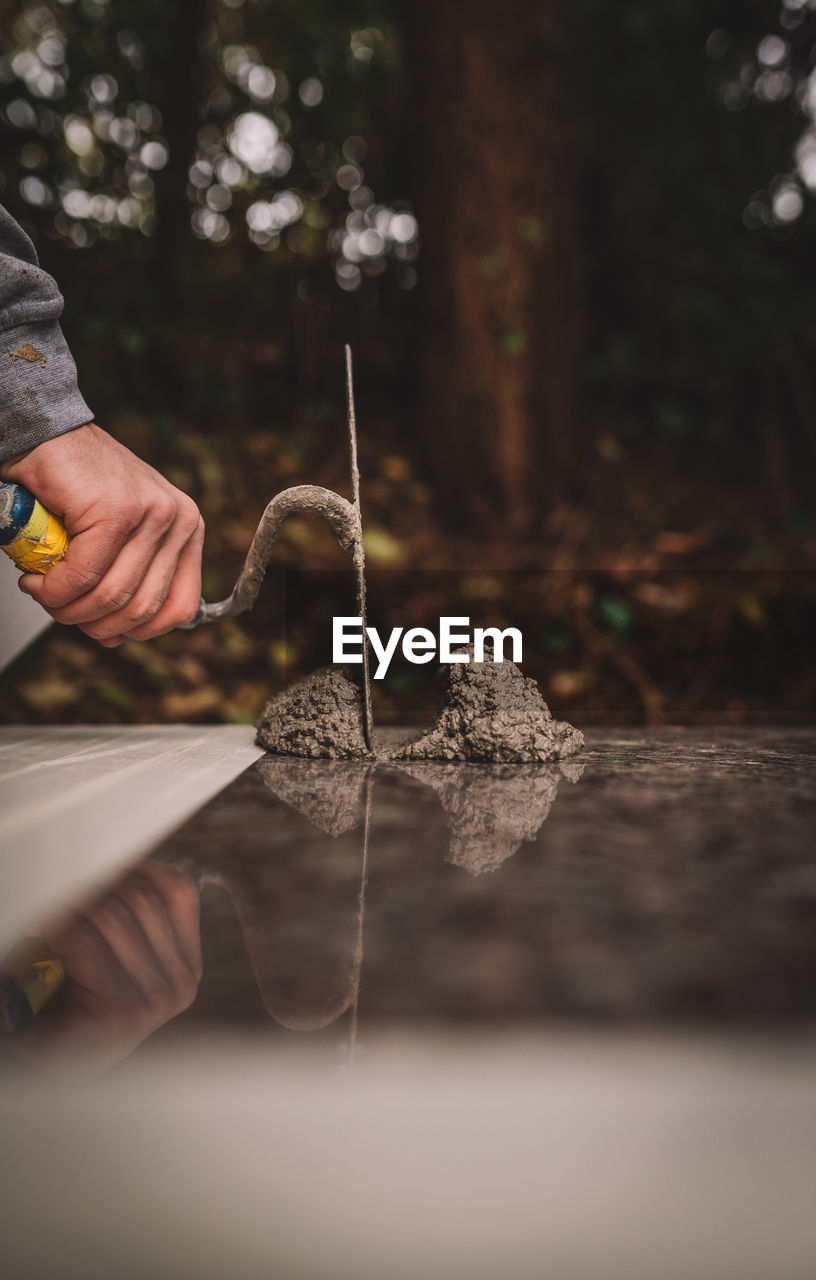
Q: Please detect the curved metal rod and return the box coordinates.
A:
[187,484,361,624]
[181,348,372,753]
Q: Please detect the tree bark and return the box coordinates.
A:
[405,0,583,532]
[152,0,208,298]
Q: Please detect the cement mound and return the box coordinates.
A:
[393,647,584,763]
[255,666,370,760]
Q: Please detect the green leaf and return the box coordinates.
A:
[597,595,634,636]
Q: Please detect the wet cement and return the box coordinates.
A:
[394,648,584,763]
[255,667,370,760]
[255,649,583,764]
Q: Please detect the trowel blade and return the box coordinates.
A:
[345,345,374,752]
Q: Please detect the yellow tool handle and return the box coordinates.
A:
[0,939,65,1033]
[0,481,207,624]
[0,482,68,575]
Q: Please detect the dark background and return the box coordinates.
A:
[1,0,814,727]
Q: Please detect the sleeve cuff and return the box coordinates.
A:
[0,318,93,463]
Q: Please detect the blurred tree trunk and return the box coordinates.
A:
[147,0,208,408]
[404,0,583,532]
[152,0,208,295]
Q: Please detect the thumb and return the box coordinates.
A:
[16,573,40,598]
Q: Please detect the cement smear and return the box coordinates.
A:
[394,647,584,763]
[255,667,370,760]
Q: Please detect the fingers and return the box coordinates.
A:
[9,425,205,644]
[43,863,201,1009]
[23,868,201,1082]
[115,517,205,642]
[127,862,203,981]
[77,866,201,1010]
[27,511,167,624]
[79,893,175,1006]
[78,508,204,643]
[19,510,139,612]
[21,497,203,641]
[45,912,140,1003]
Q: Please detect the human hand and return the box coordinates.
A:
[15,861,203,1081]
[0,423,204,645]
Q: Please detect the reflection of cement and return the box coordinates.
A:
[260,752,585,876]
[240,753,586,1037]
[255,770,371,1035]
[256,756,371,836]
[395,760,584,875]
[157,729,816,1031]
[394,647,584,764]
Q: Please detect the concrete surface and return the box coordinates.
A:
[2,727,815,1279]
[0,725,263,949]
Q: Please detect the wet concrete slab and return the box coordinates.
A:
[0,725,263,949]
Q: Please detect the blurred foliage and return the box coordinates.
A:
[1,0,816,725]
[4,0,816,504]
[575,0,816,498]
[0,0,416,453]
[3,567,815,727]
[0,0,415,279]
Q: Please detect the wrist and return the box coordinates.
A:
[0,421,97,485]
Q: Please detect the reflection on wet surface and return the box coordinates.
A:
[394,758,583,873]
[3,860,203,1081]
[2,728,815,1280]
[3,729,816,1078]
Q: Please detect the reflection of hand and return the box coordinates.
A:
[16,861,202,1082]
[0,423,204,645]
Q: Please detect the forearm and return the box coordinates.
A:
[0,204,93,463]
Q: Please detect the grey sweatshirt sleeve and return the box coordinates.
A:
[0,203,93,463]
